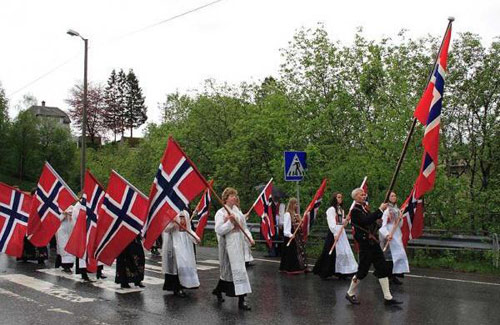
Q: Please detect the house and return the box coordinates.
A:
[27,101,71,129]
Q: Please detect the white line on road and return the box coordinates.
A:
[0,274,96,302]
[405,273,500,286]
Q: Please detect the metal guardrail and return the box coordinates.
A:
[197,221,499,267]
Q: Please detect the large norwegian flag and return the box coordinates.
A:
[302,179,327,241]
[27,162,77,247]
[193,180,213,240]
[414,23,453,198]
[94,171,149,265]
[142,136,207,250]
[252,178,275,248]
[0,183,32,257]
[400,185,425,246]
[65,170,104,272]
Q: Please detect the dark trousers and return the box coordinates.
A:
[356,244,390,280]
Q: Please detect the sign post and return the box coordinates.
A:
[284,151,307,213]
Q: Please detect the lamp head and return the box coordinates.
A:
[67,29,80,37]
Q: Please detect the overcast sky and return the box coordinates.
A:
[1,0,499,135]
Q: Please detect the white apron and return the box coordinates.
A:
[379,205,410,274]
[327,206,358,274]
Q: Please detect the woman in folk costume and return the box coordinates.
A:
[18,188,48,264]
[378,192,409,285]
[313,192,357,279]
[115,234,146,289]
[162,210,200,297]
[279,197,307,274]
[212,187,254,311]
[55,205,75,273]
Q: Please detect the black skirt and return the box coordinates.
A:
[312,232,339,278]
[212,279,245,297]
[17,237,48,262]
[279,235,306,273]
[163,274,182,291]
[115,237,145,284]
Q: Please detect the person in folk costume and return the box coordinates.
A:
[115,234,146,289]
[55,205,75,273]
[279,197,307,274]
[313,192,357,280]
[212,187,254,311]
[345,188,402,305]
[162,210,200,297]
[71,201,106,282]
[238,196,254,267]
[378,191,409,285]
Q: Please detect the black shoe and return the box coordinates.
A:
[174,289,187,298]
[62,268,72,274]
[38,259,45,265]
[97,273,107,279]
[120,283,131,289]
[345,293,360,305]
[212,290,224,302]
[135,282,145,288]
[238,300,251,311]
[81,273,93,282]
[245,262,254,267]
[384,299,403,305]
[391,277,403,285]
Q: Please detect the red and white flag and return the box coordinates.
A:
[94,171,149,265]
[252,178,275,248]
[65,170,105,272]
[400,185,425,246]
[0,183,32,257]
[27,162,77,247]
[302,179,328,241]
[142,136,207,250]
[193,180,213,240]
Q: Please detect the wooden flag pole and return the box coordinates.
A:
[245,178,274,216]
[285,210,308,247]
[172,219,201,243]
[188,179,214,223]
[383,17,455,203]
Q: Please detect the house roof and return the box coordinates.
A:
[28,102,71,124]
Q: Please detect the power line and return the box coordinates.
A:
[7,0,226,98]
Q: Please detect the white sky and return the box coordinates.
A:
[1,0,499,135]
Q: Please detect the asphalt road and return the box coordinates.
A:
[1,246,499,325]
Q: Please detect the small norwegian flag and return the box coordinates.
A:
[27,162,77,247]
[142,136,207,250]
[192,180,213,240]
[302,179,327,241]
[65,170,105,272]
[94,171,149,266]
[252,179,275,248]
[0,183,32,257]
[400,186,425,246]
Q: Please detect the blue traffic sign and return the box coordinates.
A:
[284,151,307,181]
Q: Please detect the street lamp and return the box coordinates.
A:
[67,29,88,191]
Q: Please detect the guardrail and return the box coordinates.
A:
[196,221,499,267]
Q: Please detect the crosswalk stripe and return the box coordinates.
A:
[146,261,218,271]
[198,259,220,265]
[0,274,96,303]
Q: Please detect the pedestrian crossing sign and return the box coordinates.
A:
[284,151,307,181]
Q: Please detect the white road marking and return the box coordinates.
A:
[47,308,74,314]
[198,259,220,265]
[0,274,95,303]
[405,273,500,286]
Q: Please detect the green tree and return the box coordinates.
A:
[104,69,126,141]
[124,69,147,137]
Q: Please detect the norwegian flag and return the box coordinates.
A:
[252,179,275,248]
[94,171,149,266]
[414,22,453,198]
[0,183,32,258]
[65,170,104,272]
[142,136,207,250]
[193,180,213,240]
[27,162,77,247]
[302,179,327,241]
[400,186,425,246]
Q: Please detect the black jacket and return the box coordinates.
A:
[350,203,383,248]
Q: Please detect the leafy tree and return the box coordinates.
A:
[0,82,9,171]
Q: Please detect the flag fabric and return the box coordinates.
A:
[193,180,213,240]
[400,186,425,247]
[65,170,104,272]
[414,24,453,198]
[27,162,77,247]
[94,171,149,266]
[0,183,32,257]
[252,179,275,248]
[302,179,327,241]
[143,136,207,250]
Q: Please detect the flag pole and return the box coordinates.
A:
[244,178,273,216]
[383,17,454,202]
[188,179,213,223]
[172,219,201,243]
[382,209,404,252]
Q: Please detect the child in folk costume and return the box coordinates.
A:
[313,192,357,279]
[212,187,254,311]
[378,192,409,285]
[162,210,200,297]
[55,205,75,273]
[279,198,307,274]
[115,234,146,289]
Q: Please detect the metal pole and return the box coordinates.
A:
[296,181,300,215]
[81,38,88,191]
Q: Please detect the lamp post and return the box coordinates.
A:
[67,29,88,191]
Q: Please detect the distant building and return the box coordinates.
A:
[27,101,71,129]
